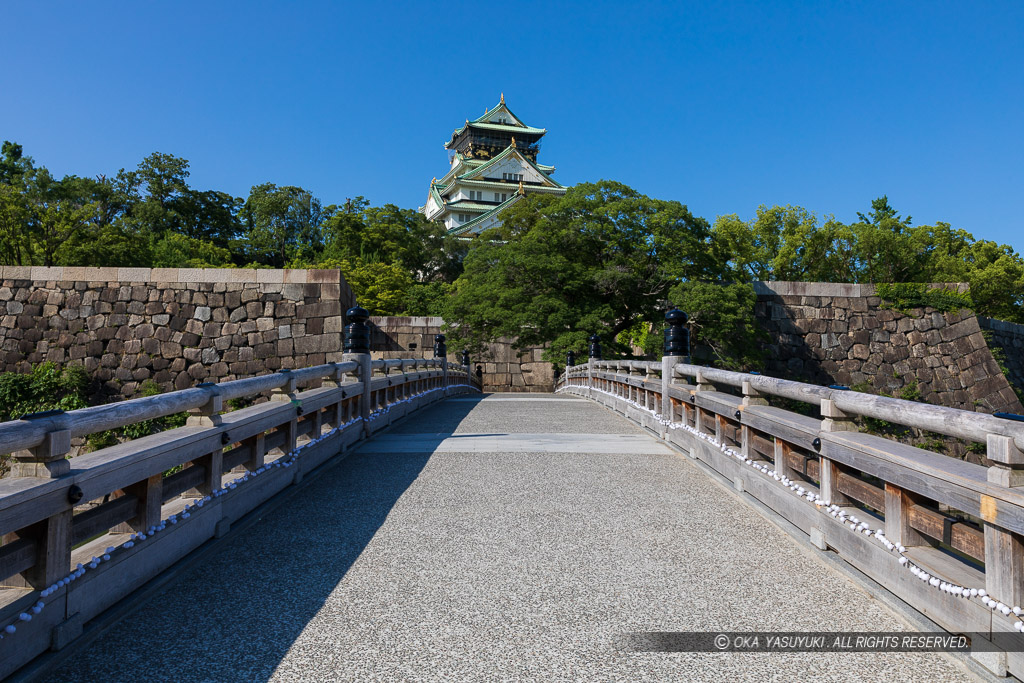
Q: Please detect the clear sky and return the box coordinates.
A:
[4,1,1022,250]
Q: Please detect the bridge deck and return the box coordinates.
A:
[45,395,967,681]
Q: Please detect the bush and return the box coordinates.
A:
[668,281,767,370]
[0,362,89,421]
[875,283,972,314]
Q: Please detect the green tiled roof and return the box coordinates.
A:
[428,182,445,208]
[459,144,564,189]
[448,194,525,236]
[445,200,500,212]
[453,178,565,193]
[445,98,547,148]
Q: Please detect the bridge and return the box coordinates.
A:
[0,312,1023,679]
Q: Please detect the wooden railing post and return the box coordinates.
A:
[693,370,714,436]
[984,434,1024,607]
[269,370,299,455]
[587,334,600,398]
[883,483,928,547]
[186,383,224,496]
[818,398,856,505]
[9,411,71,479]
[740,381,768,458]
[18,511,71,590]
[661,356,683,422]
[774,438,794,480]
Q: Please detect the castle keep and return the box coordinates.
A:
[420,95,567,235]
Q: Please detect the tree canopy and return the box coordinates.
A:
[444,181,718,360]
[0,141,463,315]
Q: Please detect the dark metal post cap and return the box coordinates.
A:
[345,305,369,323]
[665,308,689,325]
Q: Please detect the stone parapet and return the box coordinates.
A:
[0,268,354,401]
[752,281,1023,417]
[369,316,554,392]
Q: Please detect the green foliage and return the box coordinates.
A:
[152,231,234,268]
[403,281,454,316]
[0,362,89,421]
[875,283,972,314]
[445,180,719,362]
[898,378,922,402]
[616,319,660,358]
[311,257,414,316]
[716,196,1024,323]
[242,183,324,267]
[668,282,767,370]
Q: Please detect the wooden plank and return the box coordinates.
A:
[71,495,139,546]
[694,391,742,416]
[836,471,885,512]
[161,464,206,501]
[906,503,985,561]
[221,442,252,471]
[0,537,36,581]
[741,405,821,452]
[750,433,774,459]
[985,523,1024,608]
[264,427,287,454]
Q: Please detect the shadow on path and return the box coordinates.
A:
[43,399,481,683]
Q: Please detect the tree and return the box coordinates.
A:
[152,232,233,268]
[321,200,464,283]
[0,184,32,265]
[243,183,325,267]
[0,141,33,185]
[712,205,860,283]
[309,257,413,315]
[22,171,98,267]
[177,189,243,247]
[848,196,923,283]
[668,281,767,370]
[445,180,720,361]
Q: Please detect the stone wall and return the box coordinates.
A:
[753,282,1024,415]
[0,266,354,401]
[979,317,1024,401]
[369,316,554,392]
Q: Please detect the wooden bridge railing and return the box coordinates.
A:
[0,329,479,677]
[558,349,1024,675]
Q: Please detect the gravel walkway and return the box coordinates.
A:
[44,394,970,682]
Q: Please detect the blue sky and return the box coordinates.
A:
[4,1,1022,250]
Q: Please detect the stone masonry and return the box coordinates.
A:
[0,266,354,401]
[753,282,1024,415]
[979,317,1024,402]
[370,316,554,392]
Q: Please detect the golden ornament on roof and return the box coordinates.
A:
[500,92,505,104]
